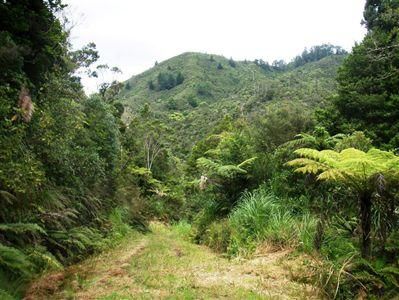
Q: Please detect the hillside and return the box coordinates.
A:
[120,52,346,154]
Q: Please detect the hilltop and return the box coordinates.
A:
[120,51,346,154]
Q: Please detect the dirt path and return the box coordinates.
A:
[25,223,317,299]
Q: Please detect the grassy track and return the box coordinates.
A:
[26,223,317,299]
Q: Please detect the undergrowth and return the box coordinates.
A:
[190,187,399,298]
[191,187,317,256]
[0,207,136,300]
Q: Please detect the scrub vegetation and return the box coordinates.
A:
[1,0,398,299]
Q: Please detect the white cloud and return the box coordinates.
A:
[63,0,367,94]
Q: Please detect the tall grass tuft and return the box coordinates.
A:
[229,188,317,255]
[171,220,192,240]
[108,207,133,241]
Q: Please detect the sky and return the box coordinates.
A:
[63,0,367,94]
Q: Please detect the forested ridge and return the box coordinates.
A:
[120,51,345,156]
[1,0,399,299]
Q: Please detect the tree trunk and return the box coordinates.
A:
[360,192,372,258]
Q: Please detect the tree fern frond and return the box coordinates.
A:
[367,148,397,161]
[317,149,341,164]
[204,148,221,158]
[286,158,328,173]
[289,147,399,186]
[197,157,221,173]
[294,148,325,161]
[0,191,17,204]
[339,148,367,160]
[317,169,347,181]
[282,134,316,149]
[294,164,325,175]
[237,157,257,169]
[338,157,380,178]
[217,165,247,178]
[331,133,347,140]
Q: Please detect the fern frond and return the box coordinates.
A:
[317,169,347,181]
[286,158,324,167]
[287,158,327,174]
[288,147,399,187]
[0,289,15,300]
[196,157,221,172]
[0,244,32,277]
[317,150,341,164]
[294,148,324,161]
[204,148,222,158]
[217,165,247,178]
[25,246,63,271]
[0,191,17,204]
[237,157,257,169]
[0,223,46,235]
[282,134,316,149]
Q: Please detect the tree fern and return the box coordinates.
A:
[287,147,399,258]
[282,126,345,150]
[288,148,399,183]
[197,157,256,179]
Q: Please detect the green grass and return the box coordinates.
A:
[27,222,317,299]
[229,188,317,256]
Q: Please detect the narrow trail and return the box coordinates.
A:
[25,223,317,299]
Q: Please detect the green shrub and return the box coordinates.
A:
[321,228,358,261]
[313,226,399,298]
[203,220,232,253]
[190,200,220,244]
[108,207,133,240]
[115,185,149,231]
[314,254,399,299]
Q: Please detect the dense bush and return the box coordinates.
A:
[202,220,232,253]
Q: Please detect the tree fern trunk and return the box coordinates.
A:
[360,192,372,258]
[314,215,325,251]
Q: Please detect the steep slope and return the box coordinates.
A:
[120,52,346,154]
